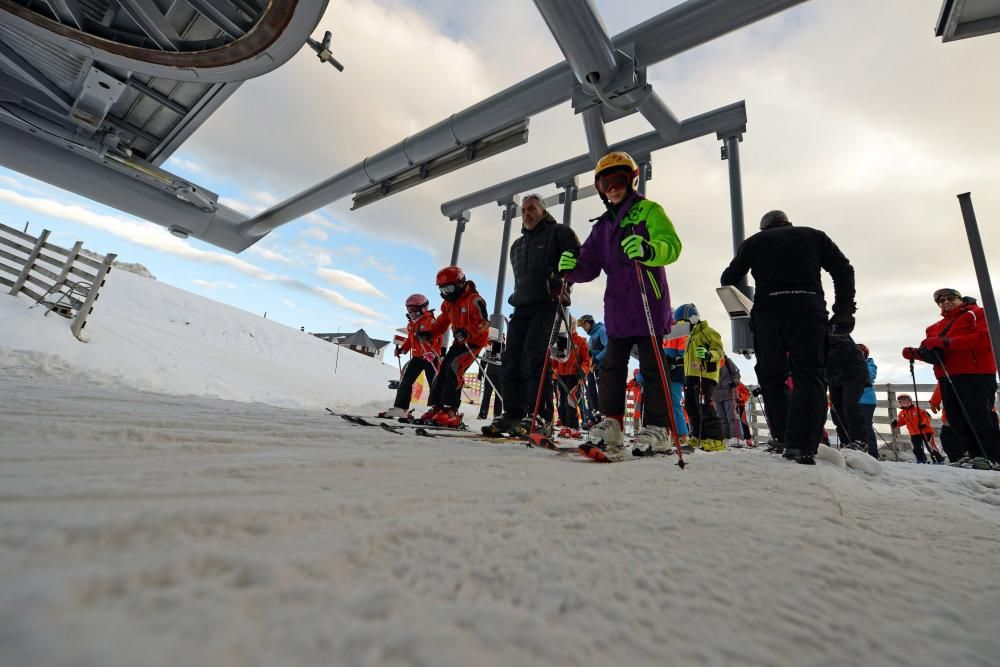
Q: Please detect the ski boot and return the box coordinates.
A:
[726,437,744,449]
[782,448,816,465]
[511,415,552,439]
[417,406,442,424]
[481,414,519,437]
[699,439,727,452]
[633,425,669,456]
[930,451,947,465]
[378,406,409,419]
[764,439,785,454]
[579,417,626,462]
[558,427,581,439]
[432,408,463,429]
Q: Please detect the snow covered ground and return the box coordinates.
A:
[2,267,1000,666]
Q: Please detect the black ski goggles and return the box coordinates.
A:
[439,283,460,297]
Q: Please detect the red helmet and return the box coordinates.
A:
[405,293,429,319]
[436,266,467,301]
[856,343,869,358]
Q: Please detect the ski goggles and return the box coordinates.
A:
[405,309,422,320]
[438,283,460,297]
[595,171,631,194]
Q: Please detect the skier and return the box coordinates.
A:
[551,319,592,436]
[714,354,744,448]
[577,314,607,426]
[902,289,999,464]
[482,194,580,437]
[418,266,490,428]
[674,304,727,451]
[662,327,690,443]
[856,343,879,457]
[477,332,504,420]
[379,294,441,419]
[559,151,683,460]
[825,333,871,452]
[721,209,856,465]
[626,368,644,436]
[890,394,944,464]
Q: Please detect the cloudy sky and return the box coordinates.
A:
[1,0,997,385]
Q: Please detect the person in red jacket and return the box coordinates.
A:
[419,266,491,428]
[379,294,442,419]
[890,393,944,464]
[902,289,999,463]
[551,323,592,434]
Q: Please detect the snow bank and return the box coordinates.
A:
[0,268,396,410]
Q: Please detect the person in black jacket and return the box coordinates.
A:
[482,194,581,437]
[825,334,872,453]
[721,210,856,465]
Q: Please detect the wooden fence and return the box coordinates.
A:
[0,222,115,341]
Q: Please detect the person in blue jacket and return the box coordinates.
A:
[577,314,607,425]
[856,343,878,458]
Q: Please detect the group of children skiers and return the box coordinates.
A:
[378,149,997,466]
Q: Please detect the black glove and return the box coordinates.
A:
[828,312,855,336]
[751,387,763,398]
[547,274,565,300]
[394,345,402,358]
[890,419,898,429]
[453,328,468,343]
[416,331,432,342]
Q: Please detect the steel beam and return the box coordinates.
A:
[0,40,73,111]
[533,0,618,87]
[441,101,747,219]
[187,0,252,40]
[117,0,183,51]
[721,132,754,355]
[242,0,808,238]
[493,202,516,328]
[449,211,469,266]
[637,88,681,142]
[956,193,1000,375]
[581,106,608,165]
[560,181,578,226]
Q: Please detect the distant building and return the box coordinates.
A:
[313,329,391,358]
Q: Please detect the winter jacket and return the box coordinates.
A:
[712,356,742,405]
[913,303,997,379]
[587,322,608,364]
[859,358,877,405]
[825,334,871,387]
[721,225,855,315]
[894,405,934,436]
[663,335,687,384]
[430,281,491,349]
[508,213,581,309]
[400,311,442,358]
[551,331,592,376]
[567,192,682,337]
[683,320,725,382]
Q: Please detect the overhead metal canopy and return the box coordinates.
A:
[0,1,327,251]
[937,0,1000,41]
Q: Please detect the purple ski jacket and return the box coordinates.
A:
[567,192,682,338]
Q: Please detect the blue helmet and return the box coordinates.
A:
[673,303,699,322]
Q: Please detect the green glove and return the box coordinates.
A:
[558,250,577,272]
[695,347,708,360]
[621,234,654,262]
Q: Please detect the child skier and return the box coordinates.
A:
[418,266,490,428]
[558,150,683,460]
[674,303,727,451]
[662,329,690,443]
[891,393,945,464]
[379,294,441,419]
[551,319,591,436]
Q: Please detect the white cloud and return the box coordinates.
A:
[0,174,22,189]
[302,227,329,241]
[365,255,396,274]
[0,188,384,320]
[282,298,298,309]
[246,244,295,264]
[164,156,203,174]
[316,267,386,299]
[192,279,237,290]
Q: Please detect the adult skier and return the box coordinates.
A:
[482,194,580,437]
[721,210,856,465]
[559,151,683,460]
[379,294,441,419]
[418,267,490,428]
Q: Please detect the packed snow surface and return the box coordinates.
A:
[2,269,999,666]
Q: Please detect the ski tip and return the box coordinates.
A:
[578,443,609,463]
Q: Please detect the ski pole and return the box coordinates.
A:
[464,341,505,406]
[930,351,991,461]
[632,261,686,468]
[528,294,568,443]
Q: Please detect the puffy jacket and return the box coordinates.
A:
[919,303,997,378]
[552,331,592,376]
[859,358,877,405]
[587,321,608,364]
[713,356,742,404]
[400,311,442,358]
[567,192,682,337]
[683,320,725,382]
[894,405,933,436]
[508,213,581,309]
[825,334,871,387]
[431,281,491,349]
[663,334,687,384]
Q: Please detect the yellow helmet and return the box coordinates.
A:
[594,151,639,191]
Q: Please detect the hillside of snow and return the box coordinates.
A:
[2,260,1000,667]
[0,268,397,411]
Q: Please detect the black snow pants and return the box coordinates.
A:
[830,382,866,447]
[503,304,557,421]
[556,373,582,428]
[598,336,668,428]
[685,376,724,441]
[428,344,480,410]
[394,358,436,410]
[939,374,1000,462]
[478,362,504,419]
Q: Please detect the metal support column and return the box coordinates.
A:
[560,180,578,226]
[722,132,754,355]
[637,160,652,196]
[957,193,1000,375]
[449,211,469,266]
[491,201,517,332]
